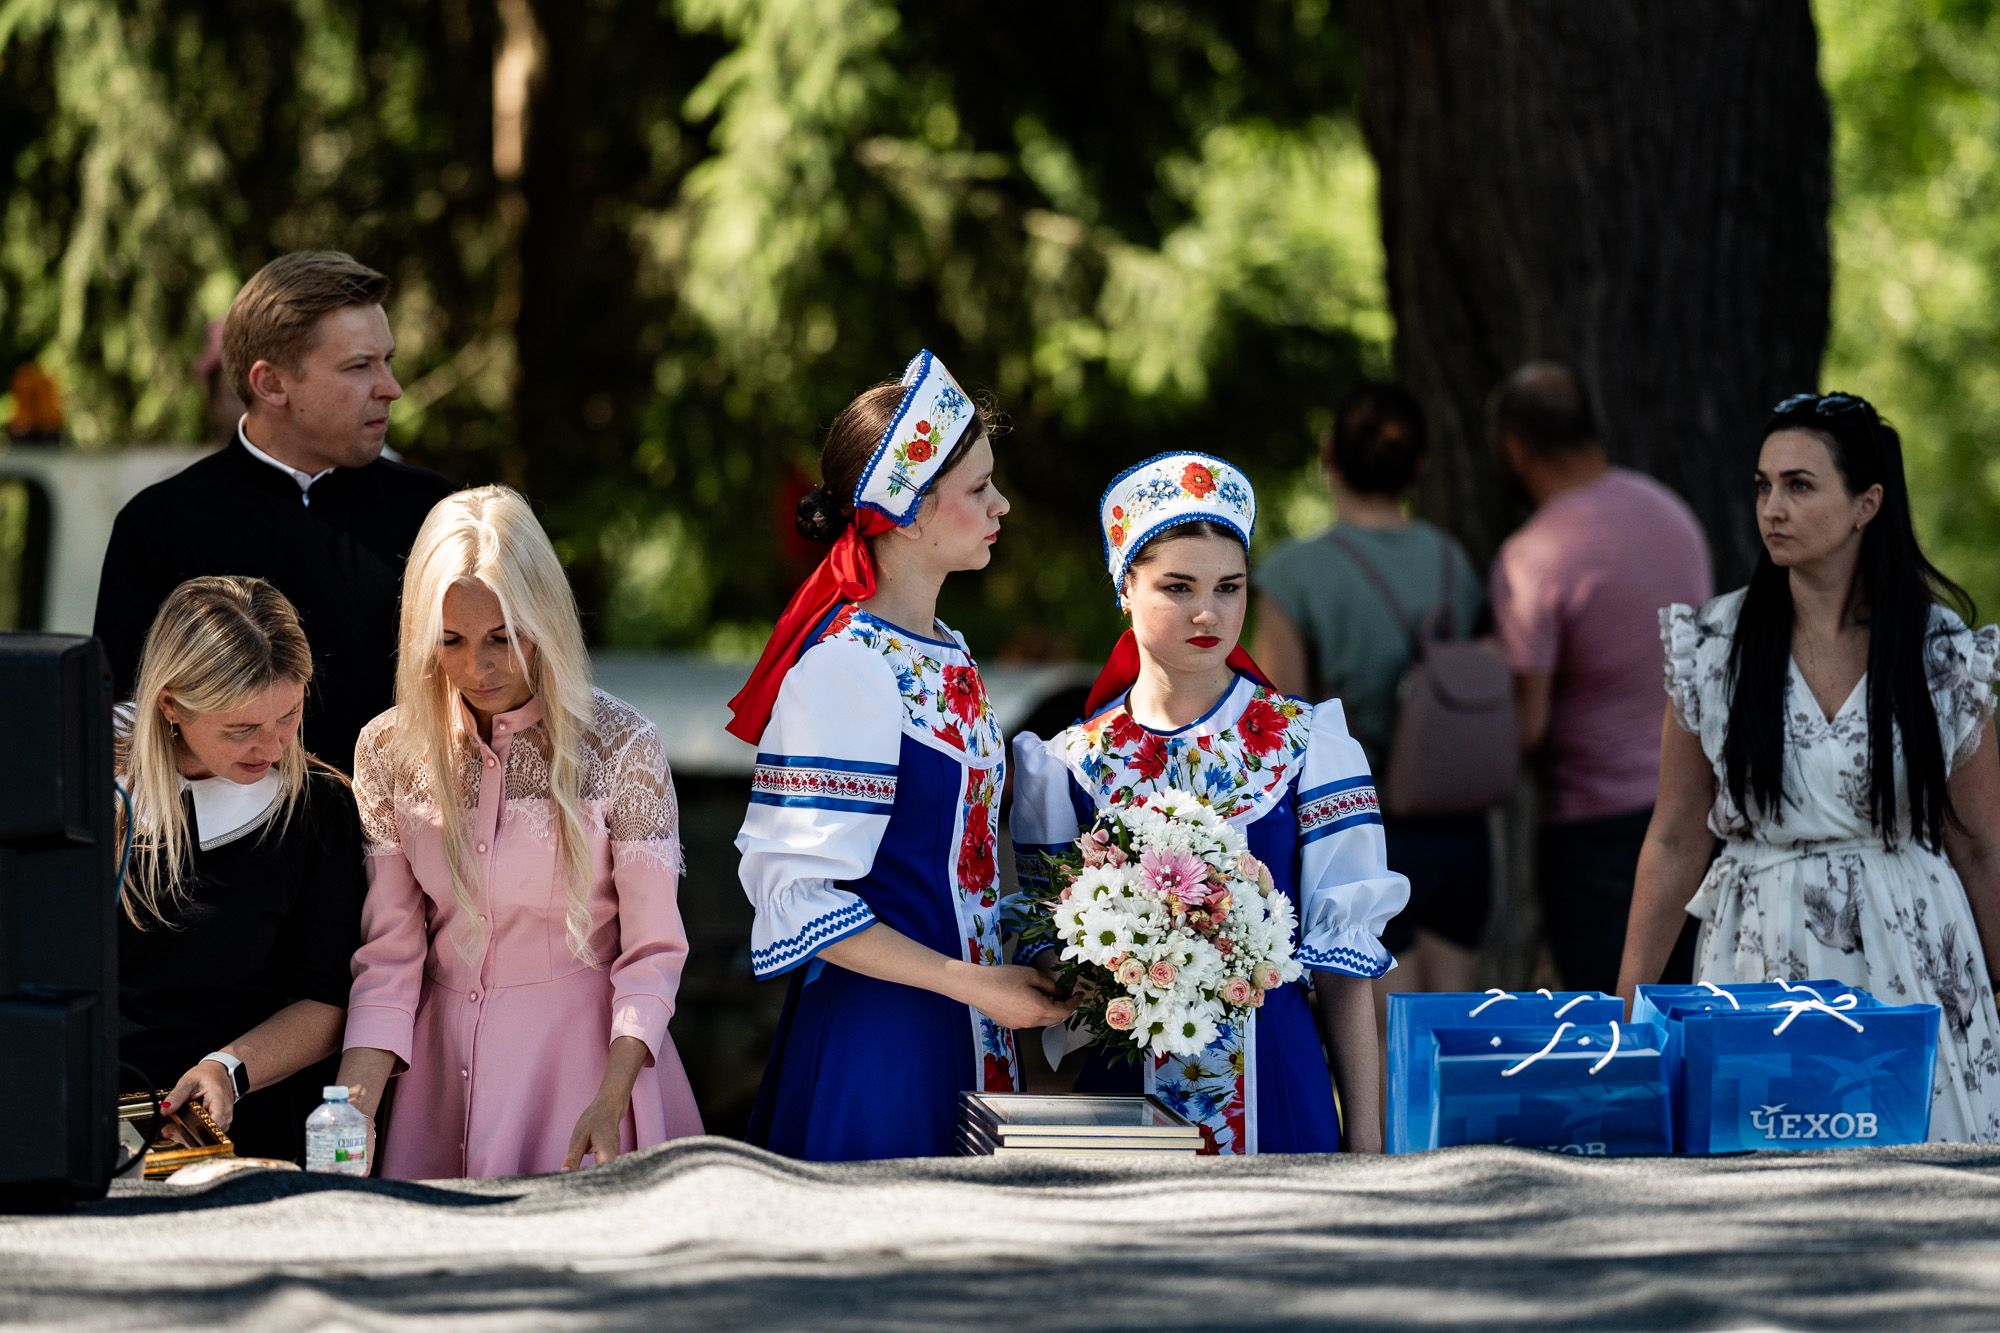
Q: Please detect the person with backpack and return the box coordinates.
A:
[1254,382,1506,1007]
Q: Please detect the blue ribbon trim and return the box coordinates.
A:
[1297,941,1392,978]
[751,899,879,978]
[1298,810,1384,845]
[1297,774,1375,805]
[754,753,899,776]
[748,793,896,815]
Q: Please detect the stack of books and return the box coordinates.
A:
[956,1092,1203,1157]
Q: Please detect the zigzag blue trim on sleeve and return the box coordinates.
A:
[751,899,879,978]
[1297,942,1393,978]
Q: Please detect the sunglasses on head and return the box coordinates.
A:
[1772,391,1871,419]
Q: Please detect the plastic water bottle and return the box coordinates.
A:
[304,1086,369,1175]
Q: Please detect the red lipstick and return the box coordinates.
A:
[1187,636,1221,649]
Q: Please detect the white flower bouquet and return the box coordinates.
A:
[1019,788,1303,1060]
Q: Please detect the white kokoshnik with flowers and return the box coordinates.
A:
[854,350,978,528]
[1098,452,1257,605]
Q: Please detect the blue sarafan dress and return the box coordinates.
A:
[738,604,1020,1161]
[1012,674,1409,1154]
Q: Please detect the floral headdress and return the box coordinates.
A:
[856,349,976,527]
[1099,452,1256,606]
[1083,453,1269,718]
[727,349,985,744]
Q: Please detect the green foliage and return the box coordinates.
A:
[0,0,517,457]
[1816,0,2000,620]
[0,478,27,629]
[18,2,1997,656]
[618,0,1389,656]
[2,0,1385,658]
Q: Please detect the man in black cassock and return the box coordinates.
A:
[94,251,456,772]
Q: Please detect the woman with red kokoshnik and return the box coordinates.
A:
[1011,454,1409,1154]
[728,351,1073,1161]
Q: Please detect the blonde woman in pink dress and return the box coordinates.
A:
[337,486,702,1177]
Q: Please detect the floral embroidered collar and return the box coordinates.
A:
[1059,675,1311,820]
[820,604,1004,766]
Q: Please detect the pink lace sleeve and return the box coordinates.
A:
[342,714,427,1067]
[604,714,687,1061]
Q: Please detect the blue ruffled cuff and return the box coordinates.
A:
[1297,925,1395,979]
[750,899,878,979]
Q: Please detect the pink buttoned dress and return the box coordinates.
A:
[344,689,704,1178]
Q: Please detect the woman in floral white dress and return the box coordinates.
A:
[1618,392,2000,1142]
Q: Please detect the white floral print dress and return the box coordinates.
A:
[1663,588,2000,1142]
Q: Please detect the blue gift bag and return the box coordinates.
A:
[1387,989,1622,1155]
[1639,984,1883,1151]
[1631,978,1867,1028]
[1679,999,1941,1153]
[1429,1021,1673,1156]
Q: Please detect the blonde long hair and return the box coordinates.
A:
[395,486,596,962]
[119,577,316,930]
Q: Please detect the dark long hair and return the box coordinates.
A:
[1722,392,1974,850]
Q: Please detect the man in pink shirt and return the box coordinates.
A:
[1489,363,1712,991]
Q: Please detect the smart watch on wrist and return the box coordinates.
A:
[201,1050,249,1099]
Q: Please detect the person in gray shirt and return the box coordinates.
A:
[1254,382,1490,1009]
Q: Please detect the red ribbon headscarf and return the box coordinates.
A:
[725,511,895,744]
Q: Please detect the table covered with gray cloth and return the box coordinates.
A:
[5,1138,2000,1329]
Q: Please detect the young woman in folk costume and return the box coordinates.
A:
[728,351,1074,1161]
[1011,454,1409,1153]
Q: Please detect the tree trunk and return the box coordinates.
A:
[1352,0,1831,583]
[1353,1,1830,988]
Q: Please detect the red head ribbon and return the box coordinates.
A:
[726,511,897,744]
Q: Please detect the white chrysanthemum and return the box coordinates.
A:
[1069,865,1132,903]
[1071,904,1136,963]
[1137,995,1189,1055]
[1052,899,1089,939]
[1129,994,1177,1053]
[1173,938,1225,990]
[1150,998,1224,1058]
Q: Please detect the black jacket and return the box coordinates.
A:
[118,770,367,1163]
[93,440,455,771]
